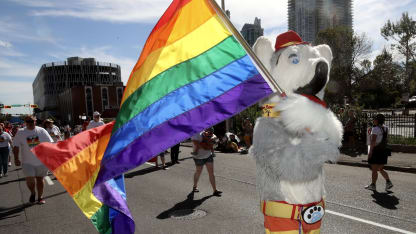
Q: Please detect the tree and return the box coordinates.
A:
[357,49,404,108]
[315,26,373,105]
[381,12,416,94]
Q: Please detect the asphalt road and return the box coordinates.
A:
[1,145,415,234]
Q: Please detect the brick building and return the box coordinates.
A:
[58,85,124,125]
[33,57,123,120]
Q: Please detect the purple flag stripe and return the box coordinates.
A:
[95,73,272,184]
[93,182,133,220]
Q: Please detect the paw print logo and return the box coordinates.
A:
[302,205,325,224]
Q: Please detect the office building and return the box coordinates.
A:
[288,0,353,43]
[241,17,264,47]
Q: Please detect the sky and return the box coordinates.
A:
[1,0,415,115]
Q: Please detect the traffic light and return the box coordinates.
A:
[30,104,38,108]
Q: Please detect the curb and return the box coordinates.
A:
[336,161,416,174]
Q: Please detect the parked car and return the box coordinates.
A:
[406,96,416,108]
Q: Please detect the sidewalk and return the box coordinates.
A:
[337,152,416,174]
[182,142,416,174]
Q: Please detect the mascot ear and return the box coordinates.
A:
[253,36,274,72]
[315,44,333,64]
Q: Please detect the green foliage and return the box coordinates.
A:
[316,26,373,106]
[389,135,416,145]
[231,104,262,134]
[381,12,416,94]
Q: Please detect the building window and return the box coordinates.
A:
[85,87,93,117]
[117,87,123,107]
[101,87,109,110]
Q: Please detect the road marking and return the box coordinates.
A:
[326,210,416,234]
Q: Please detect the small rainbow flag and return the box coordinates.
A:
[95,0,275,185]
[32,123,134,233]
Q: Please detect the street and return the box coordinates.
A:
[1,145,415,233]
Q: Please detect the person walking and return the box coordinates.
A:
[191,128,222,196]
[13,115,53,204]
[87,112,105,130]
[170,143,180,165]
[44,119,62,142]
[0,124,13,177]
[241,118,253,149]
[365,114,393,192]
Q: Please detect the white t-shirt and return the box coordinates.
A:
[46,125,62,142]
[13,126,53,166]
[87,120,105,130]
[0,132,12,148]
[191,132,215,160]
[371,126,387,146]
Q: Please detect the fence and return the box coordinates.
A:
[354,111,416,147]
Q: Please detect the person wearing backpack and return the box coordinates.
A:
[365,114,393,192]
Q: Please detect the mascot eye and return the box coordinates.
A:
[288,53,299,64]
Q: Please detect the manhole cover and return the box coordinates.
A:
[170,209,207,220]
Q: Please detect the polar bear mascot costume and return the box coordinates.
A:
[250,30,343,234]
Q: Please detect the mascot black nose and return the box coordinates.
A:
[295,61,328,96]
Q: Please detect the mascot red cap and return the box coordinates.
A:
[275,30,309,51]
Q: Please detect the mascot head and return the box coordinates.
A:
[254,30,333,101]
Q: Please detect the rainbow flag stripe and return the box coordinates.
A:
[33,123,134,233]
[96,0,273,184]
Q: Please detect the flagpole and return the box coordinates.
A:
[208,0,285,96]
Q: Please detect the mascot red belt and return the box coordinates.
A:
[250,31,343,234]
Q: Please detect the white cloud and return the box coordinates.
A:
[0,58,38,78]
[0,18,58,44]
[353,0,416,60]
[0,40,12,48]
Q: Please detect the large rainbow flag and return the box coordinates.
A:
[95,0,276,185]
[33,0,279,233]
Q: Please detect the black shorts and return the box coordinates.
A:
[368,147,388,165]
[193,155,214,166]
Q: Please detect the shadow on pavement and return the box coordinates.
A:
[156,192,212,219]
[371,191,399,210]
[0,177,25,185]
[125,166,161,179]
[0,203,34,220]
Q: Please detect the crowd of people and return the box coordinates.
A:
[1,110,393,207]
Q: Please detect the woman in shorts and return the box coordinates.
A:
[365,114,393,192]
[191,128,222,196]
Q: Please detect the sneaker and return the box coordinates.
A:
[191,152,197,156]
[29,193,36,203]
[3,173,7,177]
[192,187,199,193]
[0,173,3,178]
[38,198,46,205]
[364,184,376,191]
[385,181,393,191]
[213,190,223,197]
[8,162,11,167]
